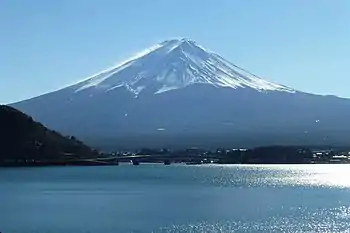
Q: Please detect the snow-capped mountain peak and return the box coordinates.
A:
[72,38,295,95]
[14,38,350,149]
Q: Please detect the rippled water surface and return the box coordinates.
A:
[1,164,350,232]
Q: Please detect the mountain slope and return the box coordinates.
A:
[11,39,350,149]
[0,105,97,162]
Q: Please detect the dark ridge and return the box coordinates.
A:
[0,105,97,164]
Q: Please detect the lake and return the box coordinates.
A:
[1,164,350,232]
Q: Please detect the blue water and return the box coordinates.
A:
[1,164,350,232]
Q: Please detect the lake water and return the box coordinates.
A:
[1,164,350,233]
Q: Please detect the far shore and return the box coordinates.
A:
[1,158,349,168]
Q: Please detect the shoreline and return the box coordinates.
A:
[1,160,349,168]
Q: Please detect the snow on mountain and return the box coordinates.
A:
[72,38,295,95]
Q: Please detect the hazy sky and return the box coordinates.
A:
[1,0,349,103]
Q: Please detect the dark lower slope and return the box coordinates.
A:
[12,85,350,149]
[0,105,97,164]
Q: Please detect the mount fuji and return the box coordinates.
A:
[12,38,350,149]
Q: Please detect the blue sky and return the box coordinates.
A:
[1,0,349,103]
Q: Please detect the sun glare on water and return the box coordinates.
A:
[258,164,350,188]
